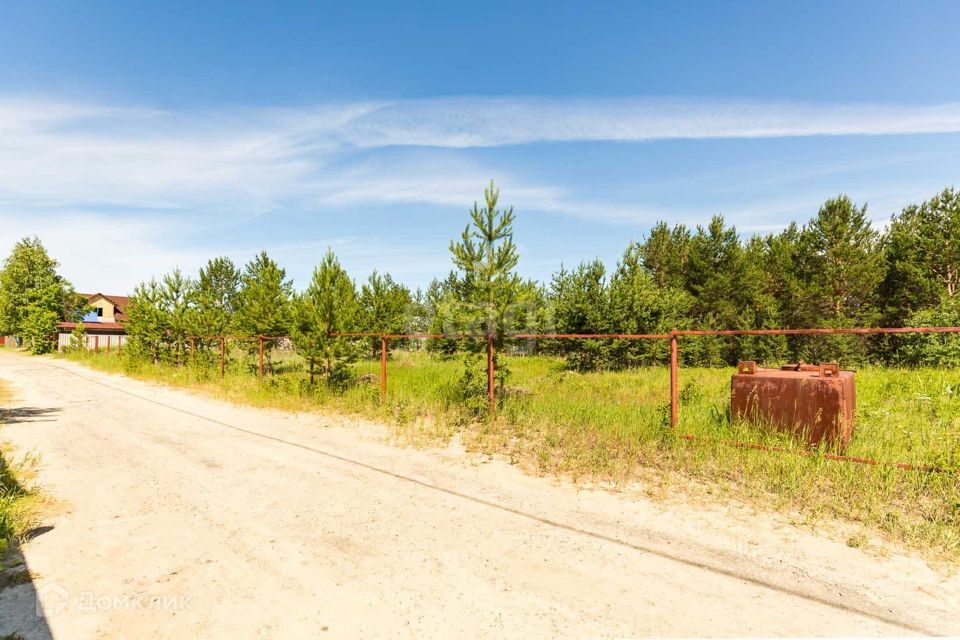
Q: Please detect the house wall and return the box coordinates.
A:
[89,298,117,323]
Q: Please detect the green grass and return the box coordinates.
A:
[0,381,33,559]
[60,346,960,562]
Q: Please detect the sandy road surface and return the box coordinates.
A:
[0,353,957,638]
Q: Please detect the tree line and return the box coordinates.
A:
[2,184,960,378]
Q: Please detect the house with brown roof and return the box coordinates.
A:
[57,293,130,351]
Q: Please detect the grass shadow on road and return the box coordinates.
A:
[0,408,61,425]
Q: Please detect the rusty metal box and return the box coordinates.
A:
[731,361,856,449]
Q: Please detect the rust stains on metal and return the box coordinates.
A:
[677,326,960,337]
[780,362,820,372]
[487,334,495,415]
[380,335,388,403]
[258,335,264,379]
[731,361,856,449]
[670,330,679,428]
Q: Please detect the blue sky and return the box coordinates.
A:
[2,0,960,293]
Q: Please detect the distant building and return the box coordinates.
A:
[57,293,130,351]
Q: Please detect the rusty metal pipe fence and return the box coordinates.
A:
[97,326,960,473]
[338,327,960,473]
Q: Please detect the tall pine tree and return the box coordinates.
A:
[291,250,361,385]
[882,188,960,325]
[233,252,293,372]
[192,257,240,342]
[794,196,884,363]
[448,180,520,402]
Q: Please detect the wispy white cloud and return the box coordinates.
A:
[300,156,678,225]
[0,97,162,135]
[2,94,958,291]
[334,97,960,148]
[2,94,959,216]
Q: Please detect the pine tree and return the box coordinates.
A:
[407,288,430,336]
[358,270,412,356]
[882,188,960,325]
[794,196,884,363]
[448,180,521,402]
[424,273,460,356]
[682,216,749,364]
[450,181,521,336]
[640,222,691,289]
[761,223,804,328]
[162,269,195,366]
[511,278,549,355]
[192,257,240,342]
[608,243,693,367]
[737,235,789,363]
[798,196,883,321]
[126,279,169,364]
[290,250,361,386]
[233,251,293,350]
[233,252,293,337]
[548,260,611,371]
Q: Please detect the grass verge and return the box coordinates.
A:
[0,380,36,565]
[59,347,960,563]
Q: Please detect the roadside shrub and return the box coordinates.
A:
[897,297,960,366]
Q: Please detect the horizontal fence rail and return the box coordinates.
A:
[100,326,960,474]
[513,332,672,339]
[674,326,960,337]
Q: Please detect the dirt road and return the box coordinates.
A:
[0,353,957,638]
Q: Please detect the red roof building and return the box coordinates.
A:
[57,293,130,335]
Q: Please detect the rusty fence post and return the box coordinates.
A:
[94,335,99,354]
[258,336,264,379]
[220,336,226,379]
[106,335,111,354]
[380,335,387,403]
[487,333,495,416]
[190,336,195,365]
[669,329,678,429]
[117,336,122,356]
